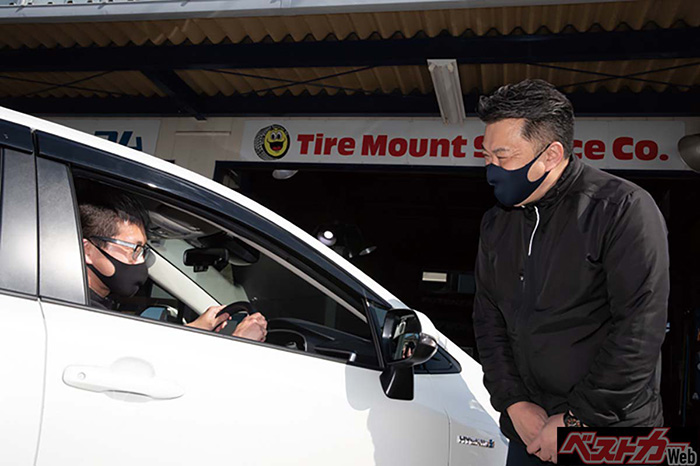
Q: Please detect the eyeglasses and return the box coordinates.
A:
[90,236,150,262]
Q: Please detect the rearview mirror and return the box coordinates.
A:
[183,247,229,272]
[379,309,438,400]
[195,232,261,267]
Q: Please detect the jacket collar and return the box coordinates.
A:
[529,154,583,209]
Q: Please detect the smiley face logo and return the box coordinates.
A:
[254,125,290,161]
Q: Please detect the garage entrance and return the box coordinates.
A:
[217,162,700,426]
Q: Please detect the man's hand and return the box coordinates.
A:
[186,305,231,332]
[507,401,549,447]
[233,312,268,342]
[528,413,565,464]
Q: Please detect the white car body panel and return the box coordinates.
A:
[0,294,45,466]
[414,311,500,422]
[37,301,449,466]
[414,311,508,462]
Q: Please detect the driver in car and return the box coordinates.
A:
[79,193,268,342]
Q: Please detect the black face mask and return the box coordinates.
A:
[486,143,552,207]
[88,243,148,298]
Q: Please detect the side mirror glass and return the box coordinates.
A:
[390,332,438,365]
[380,309,438,400]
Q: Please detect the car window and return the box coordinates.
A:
[116,278,196,325]
[153,236,372,341]
[144,210,378,366]
[36,131,384,368]
[151,238,248,305]
[71,174,379,368]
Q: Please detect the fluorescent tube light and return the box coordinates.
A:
[427,59,466,125]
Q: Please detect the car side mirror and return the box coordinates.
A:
[379,309,438,401]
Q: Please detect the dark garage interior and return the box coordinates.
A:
[218,163,700,427]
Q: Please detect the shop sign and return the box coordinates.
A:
[242,119,688,171]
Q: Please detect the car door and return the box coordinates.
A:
[0,122,46,466]
[33,130,450,465]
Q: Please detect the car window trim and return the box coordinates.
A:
[0,119,34,153]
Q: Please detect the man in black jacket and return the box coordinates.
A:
[473,79,669,465]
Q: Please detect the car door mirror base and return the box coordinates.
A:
[380,365,414,401]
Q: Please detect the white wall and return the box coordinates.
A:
[155,117,245,178]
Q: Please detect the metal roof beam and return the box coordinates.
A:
[2,89,698,117]
[140,69,206,120]
[0,27,697,72]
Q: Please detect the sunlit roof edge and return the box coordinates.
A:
[0,0,633,24]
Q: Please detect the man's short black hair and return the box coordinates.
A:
[79,192,148,246]
[476,79,574,158]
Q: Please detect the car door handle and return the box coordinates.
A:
[63,364,184,400]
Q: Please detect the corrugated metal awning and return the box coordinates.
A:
[0,0,697,116]
[0,0,696,48]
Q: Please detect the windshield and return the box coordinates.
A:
[150,238,248,305]
[148,226,372,340]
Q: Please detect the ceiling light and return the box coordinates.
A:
[272,169,298,180]
[427,59,466,125]
[316,229,337,247]
[359,246,377,257]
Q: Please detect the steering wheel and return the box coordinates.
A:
[216,301,254,335]
[214,303,307,352]
[216,301,254,318]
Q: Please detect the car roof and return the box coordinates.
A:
[0,105,404,308]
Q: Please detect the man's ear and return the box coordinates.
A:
[543,141,565,170]
[83,238,94,265]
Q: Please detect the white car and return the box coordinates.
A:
[0,106,507,466]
